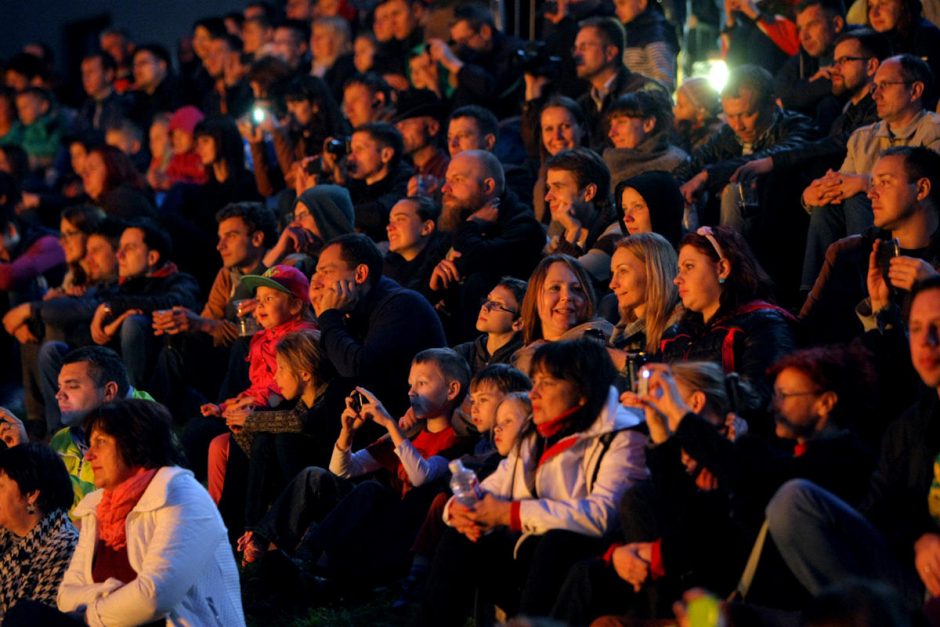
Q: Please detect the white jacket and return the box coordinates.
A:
[446,387,649,538]
[58,467,245,627]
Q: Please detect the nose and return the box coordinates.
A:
[441,180,452,194]
[674,275,682,286]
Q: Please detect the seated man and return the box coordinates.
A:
[766,275,940,609]
[426,3,525,119]
[800,54,940,291]
[88,218,201,388]
[243,348,473,586]
[544,147,622,287]
[430,150,545,343]
[393,89,449,195]
[383,196,450,297]
[679,64,815,234]
[311,233,447,416]
[801,147,940,344]
[2,346,154,513]
[150,202,277,412]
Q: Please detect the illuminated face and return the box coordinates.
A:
[773,367,826,440]
[909,288,940,389]
[82,151,107,199]
[85,429,135,491]
[608,114,654,149]
[450,20,487,53]
[171,129,194,155]
[493,397,529,455]
[133,50,165,91]
[15,93,44,126]
[831,39,872,97]
[196,134,217,166]
[149,121,170,160]
[386,199,431,256]
[83,234,118,283]
[544,169,586,219]
[609,247,648,314]
[540,106,583,156]
[675,244,723,316]
[254,286,299,329]
[353,35,377,73]
[867,154,918,231]
[441,153,490,219]
[673,88,699,124]
[537,262,589,341]
[117,227,156,279]
[573,27,614,80]
[872,59,918,124]
[343,83,379,128]
[59,217,86,264]
[56,361,111,426]
[619,186,653,235]
[396,116,436,155]
[407,361,455,419]
[81,56,110,97]
[530,368,583,425]
[721,92,768,145]
[274,353,304,401]
[216,216,260,269]
[346,131,388,182]
[469,383,507,433]
[868,0,901,32]
[447,116,490,157]
[796,4,839,58]
[476,285,520,335]
[287,98,315,127]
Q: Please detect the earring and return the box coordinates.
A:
[719,277,726,284]
[26,504,36,515]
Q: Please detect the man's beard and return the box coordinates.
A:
[439,191,485,232]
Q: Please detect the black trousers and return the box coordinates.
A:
[417,527,607,627]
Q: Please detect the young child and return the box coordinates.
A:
[492,392,533,457]
[244,348,473,588]
[454,277,527,376]
[165,105,208,186]
[146,113,172,191]
[202,265,317,504]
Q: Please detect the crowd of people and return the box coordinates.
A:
[0,0,939,624]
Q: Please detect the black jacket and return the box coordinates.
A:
[661,301,797,412]
[677,107,816,191]
[383,231,451,299]
[452,32,527,120]
[773,47,839,124]
[316,276,447,416]
[100,263,201,316]
[453,332,524,376]
[451,190,545,284]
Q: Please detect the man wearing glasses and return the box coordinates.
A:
[801,54,940,293]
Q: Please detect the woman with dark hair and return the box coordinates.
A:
[614,171,686,249]
[660,226,797,412]
[530,96,591,223]
[54,205,106,294]
[512,254,614,375]
[867,0,940,85]
[33,400,246,626]
[0,440,77,622]
[81,145,155,219]
[418,338,648,626]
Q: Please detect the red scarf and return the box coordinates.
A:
[536,405,583,438]
[97,468,159,550]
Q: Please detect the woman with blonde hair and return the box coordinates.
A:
[512,254,613,374]
[607,233,683,371]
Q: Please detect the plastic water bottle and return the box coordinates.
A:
[449,459,483,507]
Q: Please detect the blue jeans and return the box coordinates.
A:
[801,194,873,291]
[766,479,921,606]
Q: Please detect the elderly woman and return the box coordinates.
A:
[37,400,244,627]
[0,438,77,622]
[418,338,648,626]
[511,254,614,375]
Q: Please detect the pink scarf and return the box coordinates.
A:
[97,468,159,550]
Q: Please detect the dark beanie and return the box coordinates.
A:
[615,171,684,248]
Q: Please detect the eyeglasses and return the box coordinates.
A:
[294,208,312,221]
[773,389,822,402]
[480,299,518,316]
[872,80,914,92]
[832,55,870,67]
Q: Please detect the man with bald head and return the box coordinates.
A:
[430,149,544,342]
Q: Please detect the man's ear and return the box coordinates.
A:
[354,263,370,285]
[832,16,845,33]
[147,250,161,269]
[427,119,440,137]
[483,133,497,152]
[250,229,266,248]
[866,58,880,78]
[910,80,925,103]
[380,145,395,165]
[581,182,598,203]
[103,380,120,401]
[915,176,932,202]
[604,44,618,65]
[482,176,497,196]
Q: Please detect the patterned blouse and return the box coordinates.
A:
[0,509,79,619]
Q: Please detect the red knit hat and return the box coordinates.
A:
[168,106,205,134]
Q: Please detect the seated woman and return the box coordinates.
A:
[607,233,683,382]
[80,145,155,220]
[661,226,797,414]
[614,171,685,249]
[0,441,77,622]
[603,92,689,191]
[673,77,722,154]
[50,400,244,626]
[552,361,753,624]
[417,338,649,626]
[530,96,590,223]
[262,185,355,269]
[511,254,614,375]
